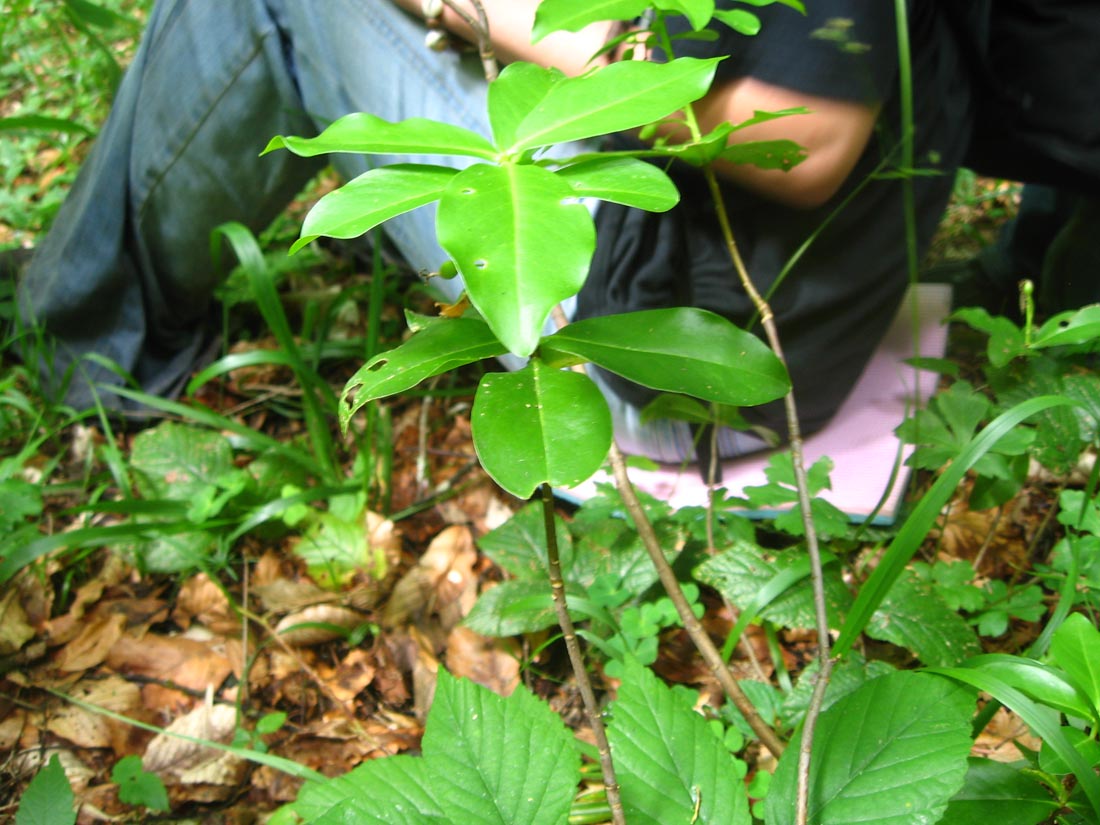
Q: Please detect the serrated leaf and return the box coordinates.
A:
[868,573,981,666]
[541,308,790,405]
[424,671,580,824]
[555,156,679,211]
[696,541,850,631]
[532,0,649,42]
[15,754,76,825]
[340,317,506,427]
[767,672,974,825]
[292,164,457,252]
[471,361,612,498]
[610,659,751,825]
[507,58,720,154]
[779,655,895,730]
[941,758,1059,825]
[437,163,595,356]
[1051,613,1100,716]
[263,112,498,160]
[487,62,565,148]
[292,672,578,824]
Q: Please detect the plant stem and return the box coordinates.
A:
[441,0,498,81]
[539,484,625,825]
[606,446,786,759]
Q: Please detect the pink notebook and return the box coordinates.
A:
[565,284,952,525]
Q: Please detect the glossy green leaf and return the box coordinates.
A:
[767,672,974,825]
[713,8,761,34]
[1051,612,1100,716]
[555,156,679,211]
[471,361,612,499]
[437,163,595,356]
[610,659,751,825]
[1032,305,1100,348]
[487,62,565,149]
[654,0,716,31]
[541,308,790,405]
[339,317,506,429]
[263,112,498,160]
[964,654,1095,722]
[463,579,560,636]
[477,503,574,579]
[1039,726,1100,775]
[531,0,649,41]
[291,164,456,253]
[941,758,1058,825]
[507,58,720,154]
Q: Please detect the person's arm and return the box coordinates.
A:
[392,0,877,208]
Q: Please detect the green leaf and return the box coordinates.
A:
[696,541,850,631]
[713,8,762,35]
[438,163,595,356]
[507,58,720,154]
[941,758,1059,825]
[292,671,578,824]
[0,479,43,530]
[0,114,95,136]
[531,0,649,42]
[610,659,751,825]
[471,361,612,499]
[835,395,1080,658]
[767,672,974,825]
[487,62,565,149]
[263,112,498,161]
[950,308,1029,368]
[868,573,981,666]
[1039,725,1100,775]
[130,422,239,502]
[654,0,716,31]
[15,754,76,825]
[340,317,507,428]
[62,0,139,29]
[463,579,560,636]
[1032,305,1100,348]
[292,164,457,252]
[477,503,574,579]
[424,671,580,824]
[1051,612,1100,716]
[541,308,790,405]
[294,511,373,589]
[112,755,169,812]
[720,138,805,171]
[555,156,679,211]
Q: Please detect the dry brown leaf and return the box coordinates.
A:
[326,649,377,704]
[45,676,142,751]
[445,626,520,697]
[55,612,128,672]
[172,574,239,634]
[106,633,232,697]
[0,586,35,656]
[274,605,366,647]
[253,578,338,614]
[382,525,477,633]
[143,699,246,800]
[974,706,1042,762]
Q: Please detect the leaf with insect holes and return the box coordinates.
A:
[437,163,594,357]
[471,360,612,498]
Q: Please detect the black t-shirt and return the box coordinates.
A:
[576,0,972,435]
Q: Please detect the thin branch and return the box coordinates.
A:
[441,0,498,81]
[540,484,625,825]
[607,445,786,759]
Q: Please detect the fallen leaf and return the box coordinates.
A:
[445,626,520,697]
[274,605,366,647]
[0,586,35,656]
[55,612,127,671]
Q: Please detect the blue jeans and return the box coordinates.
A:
[18,0,764,461]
